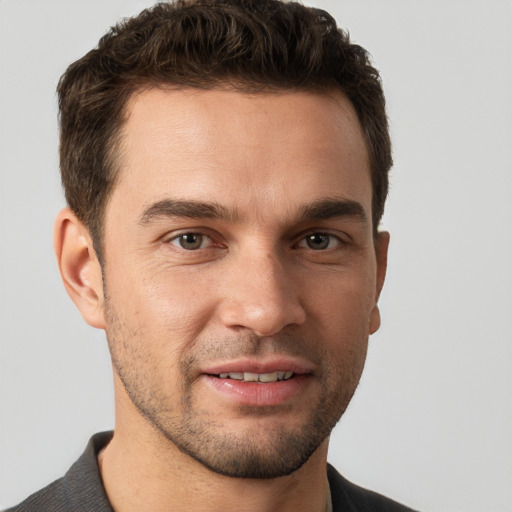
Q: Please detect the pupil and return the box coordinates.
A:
[181,234,201,249]
[307,234,328,250]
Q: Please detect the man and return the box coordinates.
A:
[8,1,416,511]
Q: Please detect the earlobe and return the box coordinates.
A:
[369,231,390,335]
[54,208,106,329]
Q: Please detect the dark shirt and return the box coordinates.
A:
[7,431,417,512]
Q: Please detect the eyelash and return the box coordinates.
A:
[165,230,347,252]
[296,232,345,251]
[168,232,215,251]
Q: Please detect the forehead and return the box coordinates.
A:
[110,87,372,226]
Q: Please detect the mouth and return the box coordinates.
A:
[212,371,295,383]
[203,357,313,379]
[201,359,312,407]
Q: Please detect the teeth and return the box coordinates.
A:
[258,372,278,383]
[217,371,294,382]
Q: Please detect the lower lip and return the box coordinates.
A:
[202,374,310,407]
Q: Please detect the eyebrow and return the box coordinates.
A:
[139,197,367,225]
[297,198,367,223]
[139,199,239,224]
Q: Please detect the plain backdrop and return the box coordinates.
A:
[1,1,511,510]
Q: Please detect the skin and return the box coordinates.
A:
[55,87,389,512]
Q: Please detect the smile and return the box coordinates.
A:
[215,371,294,382]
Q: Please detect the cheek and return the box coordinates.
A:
[111,265,219,348]
[307,267,377,338]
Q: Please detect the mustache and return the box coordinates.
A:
[181,331,325,371]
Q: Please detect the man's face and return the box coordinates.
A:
[101,88,387,478]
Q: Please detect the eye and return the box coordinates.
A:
[169,233,211,250]
[298,233,340,251]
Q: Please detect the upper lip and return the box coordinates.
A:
[202,357,315,376]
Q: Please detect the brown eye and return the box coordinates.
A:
[170,233,209,250]
[299,233,338,250]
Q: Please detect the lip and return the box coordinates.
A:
[200,357,315,407]
[202,356,315,376]
[202,374,310,406]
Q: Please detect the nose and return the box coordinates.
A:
[218,251,306,337]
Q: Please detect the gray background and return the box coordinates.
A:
[1,1,511,510]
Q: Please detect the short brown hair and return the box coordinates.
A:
[57,0,392,262]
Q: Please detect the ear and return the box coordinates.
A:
[54,208,106,329]
[369,231,390,335]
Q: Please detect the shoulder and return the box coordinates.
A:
[4,478,69,512]
[5,432,114,512]
[328,464,419,512]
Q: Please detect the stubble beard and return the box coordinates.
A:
[104,296,368,479]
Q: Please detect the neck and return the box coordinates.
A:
[98,393,331,512]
